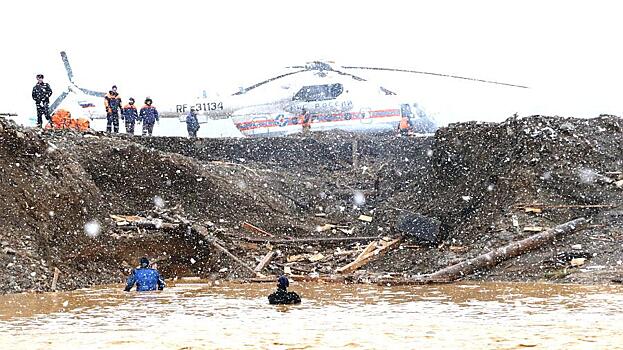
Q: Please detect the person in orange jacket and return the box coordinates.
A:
[300,108,311,134]
[104,85,122,133]
[398,115,412,136]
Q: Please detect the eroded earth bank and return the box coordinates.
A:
[2,115,623,294]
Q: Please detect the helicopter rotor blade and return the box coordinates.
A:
[60,51,107,97]
[342,66,529,89]
[233,69,307,95]
[49,91,69,114]
[76,86,106,98]
[60,51,74,83]
[332,68,397,95]
[332,69,367,81]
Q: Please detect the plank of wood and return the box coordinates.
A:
[353,240,378,263]
[524,207,543,214]
[240,236,380,244]
[51,267,60,292]
[254,251,276,272]
[336,238,402,274]
[242,222,275,237]
[515,204,615,210]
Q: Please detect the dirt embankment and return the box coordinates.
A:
[2,115,623,294]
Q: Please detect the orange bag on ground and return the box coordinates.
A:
[50,109,72,129]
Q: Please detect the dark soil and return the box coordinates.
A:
[2,114,623,294]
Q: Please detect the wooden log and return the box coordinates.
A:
[240,236,380,244]
[240,274,347,284]
[210,239,263,277]
[254,251,276,272]
[425,217,588,282]
[189,224,263,277]
[51,267,60,292]
[242,222,275,237]
[336,238,402,274]
[117,222,179,230]
[514,204,615,210]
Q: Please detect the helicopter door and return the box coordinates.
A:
[400,103,413,118]
[359,108,372,124]
[250,116,266,137]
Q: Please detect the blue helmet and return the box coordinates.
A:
[139,257,149,268]
[278,275,289,289]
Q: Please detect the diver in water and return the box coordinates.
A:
[268,275,301,304]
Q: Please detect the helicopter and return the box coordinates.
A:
[48,52,528,137]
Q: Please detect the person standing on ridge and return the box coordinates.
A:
[122,97,138,135]
[104,85,122,133]
[186,106,200,138]
[300,108,311,135]
[32,74,53,128]
[398,115,412,136]
[139,97,159,136]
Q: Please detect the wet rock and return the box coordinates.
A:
[3,247,16,255]
[396,213,442,246]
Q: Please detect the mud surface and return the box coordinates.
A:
[2,115,623,294]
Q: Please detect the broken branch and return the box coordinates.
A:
[242,222,275,237]
[239,236,380,244]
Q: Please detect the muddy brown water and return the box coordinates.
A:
[1,281,622,349]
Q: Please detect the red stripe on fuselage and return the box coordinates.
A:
[235,109,400,131]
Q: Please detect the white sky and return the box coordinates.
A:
[1,0,622,126]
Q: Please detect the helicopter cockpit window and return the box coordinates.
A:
[330,83,343,97]
[293,83,344,102]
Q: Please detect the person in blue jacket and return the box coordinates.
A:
[122,97,138,135]
[186,106,200,138]
[124,257,165,292]
[139,97,159,136]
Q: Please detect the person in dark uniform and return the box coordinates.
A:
[139,97,159,136]
[124,257,165,292]
[104,85,122,133]
[122,97,138,135]
[186,106,200,138]
[268,275,301,304]
[32,74,53,128]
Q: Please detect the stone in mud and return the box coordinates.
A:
[396,213,442,246]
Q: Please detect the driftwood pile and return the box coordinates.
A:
[109,210,588,285]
